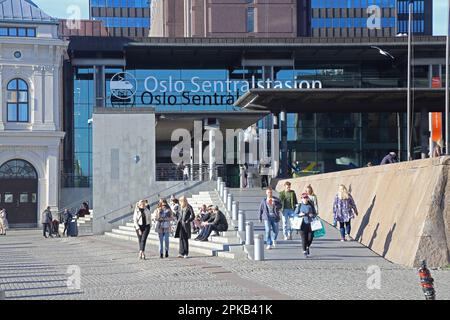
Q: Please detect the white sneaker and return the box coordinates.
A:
[283,236,288,241]
[183,255,188,259]
[266,245,271,250]
[346,235,352,241]
[273,241,277,247]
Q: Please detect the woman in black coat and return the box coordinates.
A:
[175,196,194,258]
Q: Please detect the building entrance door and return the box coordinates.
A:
[0,160,38,227]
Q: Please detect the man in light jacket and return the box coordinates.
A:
[41,207,53,238]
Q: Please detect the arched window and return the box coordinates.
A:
[0,159,37,179]
[7,79,29,123]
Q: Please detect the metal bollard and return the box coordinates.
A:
[223,187,228,203]
[254,234,264,261]
[238,210,246,232]
[246,221,254,245]
[217,177,222,191]
[227,193,233,212]
[219,182,225,197]
[232,201,239,221]
[0,290,5,300]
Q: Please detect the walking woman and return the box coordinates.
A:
[133,200,152,260]
[156,203,174,258]
[295,193,317,258]
[333,185,359,242]
[0,208,8,235]
[175,196,194,258]
[305,184,319,214]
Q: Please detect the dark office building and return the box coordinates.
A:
[397,0,433,35]
[89,0,151,37]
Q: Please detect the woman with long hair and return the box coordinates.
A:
[155,203,174,258]
[175,196,195,258]
[333,185,359,242]
[305,184,318,215]
[133,200,152,260]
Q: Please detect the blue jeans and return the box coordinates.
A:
[339,221,351,239]
[281,209,294,238]
[158,232,170,254]
[264,217,279,246]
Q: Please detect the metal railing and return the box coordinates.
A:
[156,163,223,181]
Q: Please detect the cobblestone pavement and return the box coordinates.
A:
[1,230,449,300]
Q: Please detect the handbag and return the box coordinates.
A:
[290,216,304,230]
[310,218,323,232]
[313,220,326,238]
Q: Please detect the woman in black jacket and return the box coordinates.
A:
[175,196,194,258]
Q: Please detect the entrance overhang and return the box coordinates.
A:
[234,88,445,113]
[155,111,268,141]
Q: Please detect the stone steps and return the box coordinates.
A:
[105,190,244,258]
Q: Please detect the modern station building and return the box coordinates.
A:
[63,36,446,191]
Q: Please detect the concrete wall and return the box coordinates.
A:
[92,108,156,235]
[276,157,450,268]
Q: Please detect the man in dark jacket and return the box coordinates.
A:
[195,206,228,241]
[380,152,398,165]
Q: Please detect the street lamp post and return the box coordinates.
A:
[446,0,450,155]
[407,0,413,161]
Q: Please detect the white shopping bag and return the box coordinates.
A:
[310,218,323,232]
[290,216,303,230]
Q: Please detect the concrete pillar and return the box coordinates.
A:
[0,66,4,130]
[44,67,56,128]
[227,193,233,212]
[280,110,288,178]
[209,129,215,180]
[238,210,246,232]
[254,234,264,261]
[198,140,203,181]
[190,147,194,181]
[246,221,254,245]
[232,201,239,221]
[95,65,105,109]
[271,113,280,179]
[47,145,59,214]
[0,289,5,300]
[239,165,246,189]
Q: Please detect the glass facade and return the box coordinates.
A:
[67,60,444,187]
[311,0,396,8]
[397,0,425,33]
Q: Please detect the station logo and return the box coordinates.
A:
[110,72,138,100]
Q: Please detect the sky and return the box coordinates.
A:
[33,0,449,36]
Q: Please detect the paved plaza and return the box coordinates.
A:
[1,229,449,300]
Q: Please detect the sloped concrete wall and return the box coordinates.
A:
[276,157,450,268]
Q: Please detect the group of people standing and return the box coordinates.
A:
[132,195,230,260]
[258,181,359,258]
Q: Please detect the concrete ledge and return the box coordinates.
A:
[276,157,450,268]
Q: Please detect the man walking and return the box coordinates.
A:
[259,188,282,250]
[41,206,53,238]
[279,181,298,240]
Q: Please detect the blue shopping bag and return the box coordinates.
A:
[313,220,326,238]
